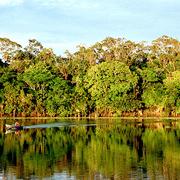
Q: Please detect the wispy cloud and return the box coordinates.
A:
[0,0,24,6]
[34,0,99,10]
[0,0,179,54]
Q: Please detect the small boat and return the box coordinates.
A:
[5,124,23,131]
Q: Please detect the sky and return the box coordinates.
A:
[0,0,179,55]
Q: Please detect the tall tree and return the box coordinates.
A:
[85,61,139,115]
[0,37,22,63]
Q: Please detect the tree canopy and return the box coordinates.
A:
[0,36,179,117]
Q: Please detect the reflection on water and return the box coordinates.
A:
[0,118,179,179]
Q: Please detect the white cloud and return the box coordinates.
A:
[34,0,99,9]
[0,0,24,6]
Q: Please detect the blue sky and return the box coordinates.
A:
[0,0,179,55]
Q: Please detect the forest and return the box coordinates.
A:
[0,35,180,117]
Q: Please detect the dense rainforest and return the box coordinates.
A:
[0,36,179,117]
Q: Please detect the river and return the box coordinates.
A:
[0,118,179,179]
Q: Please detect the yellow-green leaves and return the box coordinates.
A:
[85,61,138,112]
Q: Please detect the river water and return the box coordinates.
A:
[0,118,179,179]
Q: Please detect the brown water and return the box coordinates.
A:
[0,118,179,179]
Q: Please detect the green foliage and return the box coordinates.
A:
[45,77,72,116]
[23,62,54,87]
[163,71,180,114]
[0,36,179,116]
[139,67,166,110]
[142,83,165,108]
[140,67,165,84]
[85,61,139,113]
[70,76,90,116]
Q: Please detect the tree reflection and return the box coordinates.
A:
[0,119,179,179]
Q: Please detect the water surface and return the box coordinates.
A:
[0,118,179,179]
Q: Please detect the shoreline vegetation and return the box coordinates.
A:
[0,36,180,117]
